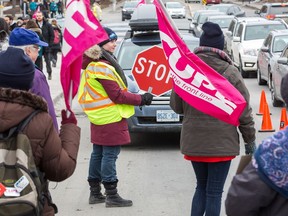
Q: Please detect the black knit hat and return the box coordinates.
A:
[0,47,35,91]
[281,73,288,105]
[98,27,118,47]
[200,22,224,50]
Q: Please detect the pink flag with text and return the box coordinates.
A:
[60,0,108,111]
[137,0,146,7]
[153,0,246,126]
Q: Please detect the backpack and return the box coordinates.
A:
[0,110,45,216]
[53,29,60,44]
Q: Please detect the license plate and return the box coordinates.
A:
[156,110,180,122]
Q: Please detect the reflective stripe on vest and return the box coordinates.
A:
[78,61,135,125]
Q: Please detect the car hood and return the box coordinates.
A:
[241,39,264,50]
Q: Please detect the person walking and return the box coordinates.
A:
[4,15,17,31]
[0,17,10,52]
[50,19,62,67]
[21,0,30,17]
[57,0,64,18]
[29,0,38,17]
[35,11,54,80]
[225,73,288,216]
[78,27,153,207]
[170,22,256,216]
[49,0,58,18]
[9,27,59,132]
[0,41,81,215]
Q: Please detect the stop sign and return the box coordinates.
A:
[131,45,172,96]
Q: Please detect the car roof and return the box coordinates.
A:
[208,3,234,7]
[270,29,288,35]
[243,19,286,25]
[207,15,234,19]
[262,2,288,6]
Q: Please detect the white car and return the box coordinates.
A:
[230,18,287,78]
[165,2,186,19]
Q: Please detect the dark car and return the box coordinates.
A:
[255,2,288,23]
[114,4,200,133]
[208,3,246,17]
[121,1,138,21]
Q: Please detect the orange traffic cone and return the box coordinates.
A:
[279,108,288,130]
[257,90,268,115]
[259,103,275,132]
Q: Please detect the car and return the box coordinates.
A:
[205,0,221,5]
[270,44,288,107]
[114,4,200,133]
[185,0,200,3]
[257,29,288,88]
[255,2,288,23]
[207,3,246,17]
[189,10,225,37]
[121,1,139,21]
[164,2,186,19]
[204,14,234,33]
[231,18,287,78]
[225,17,266,57]
[188,9,215,33]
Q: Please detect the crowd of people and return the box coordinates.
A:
[0,2,288,216]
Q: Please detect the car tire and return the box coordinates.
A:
[239,56,249,78]
[271,80,284,107]
[122,16,125,21]
[257,65,267,85]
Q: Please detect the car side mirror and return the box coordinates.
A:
[233,36,240,42]
[277,57,288,65]
[226,31,232,37]
[261,47,269,52]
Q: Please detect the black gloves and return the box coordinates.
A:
[245,141,256,155]
[140,93,153,106]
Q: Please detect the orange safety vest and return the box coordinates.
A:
[78,61,135,125]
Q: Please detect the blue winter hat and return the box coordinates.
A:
[253,127,288,199]
[9,27,48,47]
[200,22,224,50]
[98,27,118,47]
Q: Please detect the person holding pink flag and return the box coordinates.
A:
[170,22,256,216]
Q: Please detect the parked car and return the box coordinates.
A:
[270,44,288,107]
[164,2,186,19]
[185,0,200,3]
[121,1,138,21]
[115,5,199,133]
[257,29,288,88]
[189,10,225,37]
[230,18,287,78]
[255,2,288,23]
[225,17,266,57]
[206,0,221,5]
[205,14,234,33]
[208,4,246,17]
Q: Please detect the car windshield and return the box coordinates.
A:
[273,35,288,52]
[166,3,183,8]
[209,17,234,28]
[199,13,222,24]
[244,24,287,40]
[124,1,138,7]
[269,5,288,14]
[117,40,199,70]
[209,5,229,13]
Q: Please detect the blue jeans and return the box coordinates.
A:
[88,144,121,183]
[191,161,231,216]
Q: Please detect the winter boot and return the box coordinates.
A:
[103,181,133,208]
[88,181,106,204]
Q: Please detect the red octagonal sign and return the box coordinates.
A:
[131,45,172,96]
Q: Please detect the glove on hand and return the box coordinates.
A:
[140,93,153,106]
[245,141,256,155]
[61,109,77,125]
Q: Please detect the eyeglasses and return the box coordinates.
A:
[32,45,41,51]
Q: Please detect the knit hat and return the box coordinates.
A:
[0,47,35,90]
[253,127,288,199]
[98,27,118,47]
[281,73,288,105]
[9,27,48,47]
[200,22,224,50]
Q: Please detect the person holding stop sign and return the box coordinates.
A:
[78,27,153,208]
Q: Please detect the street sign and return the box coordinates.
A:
[131,45,172,96]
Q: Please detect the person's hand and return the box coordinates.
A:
[140,93,153,106]
[61,109,77,125]
[245,141,256,155]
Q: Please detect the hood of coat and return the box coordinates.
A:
[0,88,48,132]
[84,44,102,60]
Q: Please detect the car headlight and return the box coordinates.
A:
[243,48,258,56]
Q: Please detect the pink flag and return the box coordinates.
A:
[60,0,108,111]
[153,0,247,126]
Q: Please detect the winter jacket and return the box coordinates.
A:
[30,66,58,131]
[170,47,255,157]
[81,45,142,146]
[36,19,54,52]
[0,88,81,215]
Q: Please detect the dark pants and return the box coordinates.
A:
[43,51,52,76]
[191,160,231,216]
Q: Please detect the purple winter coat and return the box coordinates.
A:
[30,66,59,131]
